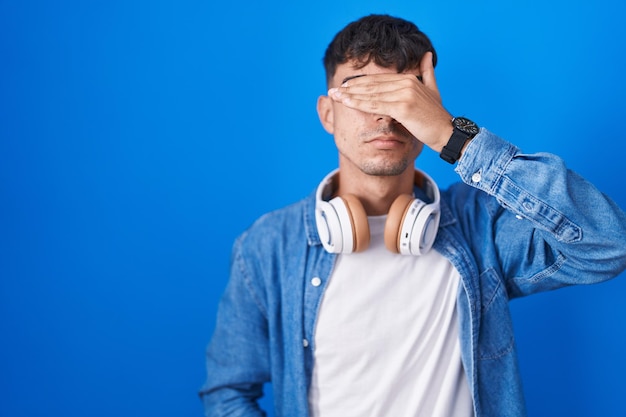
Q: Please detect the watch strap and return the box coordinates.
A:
[440,128,471,164]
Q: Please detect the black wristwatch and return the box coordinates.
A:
[440,117,479,164]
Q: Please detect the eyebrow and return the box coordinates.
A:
[341,74,366,85]
[340,74,424,85]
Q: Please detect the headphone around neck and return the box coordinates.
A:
[315,169,441,256]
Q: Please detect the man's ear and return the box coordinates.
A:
[317,95,334,134]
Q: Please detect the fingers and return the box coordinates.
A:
[328,89,395,115]
[327,53,441,106]
[419,51,441,99]
[326,91,390,114]
[336,73,414,92]
[327,74,418,111]
[327,84,408,116]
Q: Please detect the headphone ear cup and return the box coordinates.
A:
[316,199,343,253]
[410,203,440,255]
[341,194,370,252]
[384,194,414,254]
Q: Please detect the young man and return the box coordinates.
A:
[200,14,626,417]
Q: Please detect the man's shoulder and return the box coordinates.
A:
[236,191,316,249]
[254,193,311,227]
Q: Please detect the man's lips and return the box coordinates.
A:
[366,136,407,148]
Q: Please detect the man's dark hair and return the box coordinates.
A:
[323,14,437,84]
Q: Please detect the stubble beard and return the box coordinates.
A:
[359,156,413,176]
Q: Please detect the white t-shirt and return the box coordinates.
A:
[308,215,474,417]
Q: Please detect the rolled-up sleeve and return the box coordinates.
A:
[455,128,626,297]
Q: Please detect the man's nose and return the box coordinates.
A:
[375,114,400,125]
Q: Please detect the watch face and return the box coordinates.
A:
[453,117,479,135]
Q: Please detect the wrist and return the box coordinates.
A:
[433,119,454,153]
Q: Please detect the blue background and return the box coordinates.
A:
[1,0,625,416]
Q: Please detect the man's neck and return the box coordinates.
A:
[335,166,415,216]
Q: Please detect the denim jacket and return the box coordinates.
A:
[200,129,626,417]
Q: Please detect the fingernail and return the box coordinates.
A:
[328,88,340,97]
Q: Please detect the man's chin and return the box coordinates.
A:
[359,161,412,176]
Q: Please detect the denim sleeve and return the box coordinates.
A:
[199,236,270,416]
[455,128,626,297]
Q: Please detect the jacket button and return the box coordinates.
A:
[471,172,482,183]
[311,277,322,287]
[303,339,309,348]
